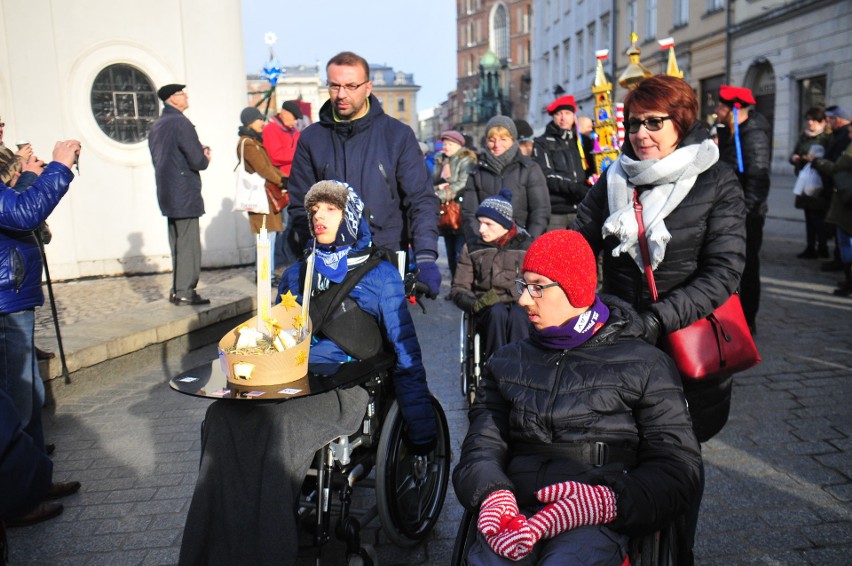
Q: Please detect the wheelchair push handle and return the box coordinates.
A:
[404,271,430,314]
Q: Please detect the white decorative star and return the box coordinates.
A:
[264,32,277,46]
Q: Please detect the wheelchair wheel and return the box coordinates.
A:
[375,396,450,547]
[450,508,477,566]
[459,313,469,398]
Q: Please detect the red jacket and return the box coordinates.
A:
[262,116,300,177]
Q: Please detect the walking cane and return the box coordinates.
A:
[36,231,70,384]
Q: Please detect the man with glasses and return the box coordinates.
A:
[148,83,212,306]
[287,51,441,298]
[453,230,701,564]
[532,94,592,231]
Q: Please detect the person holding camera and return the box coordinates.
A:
[0,139,82,526]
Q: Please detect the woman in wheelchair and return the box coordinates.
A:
[179,181,436,565]
[452,231,702,565]
[451,188,533,361]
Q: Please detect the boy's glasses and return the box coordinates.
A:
[627,116,672,134]
[514,279,559,298]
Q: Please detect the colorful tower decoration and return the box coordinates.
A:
[591,50,619,175]
[658,37,683,78]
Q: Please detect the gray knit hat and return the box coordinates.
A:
[485,115,518,140]
[240,107,264,127]
[476,188,514,230]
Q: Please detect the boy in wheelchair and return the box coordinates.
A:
[453,231,702,565]
[451,188,533,361]
[179,181,436,565]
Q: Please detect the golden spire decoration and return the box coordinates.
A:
[618,32,652,90]
[658,37,683,78]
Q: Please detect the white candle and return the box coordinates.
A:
[256,217,272,335]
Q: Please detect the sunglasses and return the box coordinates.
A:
[627,116,673,134]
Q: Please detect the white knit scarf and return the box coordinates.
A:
[603,138,719,271]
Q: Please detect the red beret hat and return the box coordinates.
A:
[719,85,756,108]
[547,95,577,115]
[522,230,597,308]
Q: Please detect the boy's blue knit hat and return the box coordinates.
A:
[476,188,514,230]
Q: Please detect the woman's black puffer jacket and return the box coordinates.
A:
[461,153,550,242]
[574,124,746,334]
[574,124,746,441]
[452,296,702,537]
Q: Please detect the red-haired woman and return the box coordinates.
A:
[574,75,746,563]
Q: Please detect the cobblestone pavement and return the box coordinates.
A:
[7,175,852,565]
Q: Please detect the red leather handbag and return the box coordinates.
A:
[633,190,760,381]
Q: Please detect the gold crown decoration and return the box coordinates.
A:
[218,227,316,386]
[658,37,683,78]
[618,32,653,90]
[591,50,620,176]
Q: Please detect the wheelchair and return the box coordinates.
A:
[450,507,680,566]
[459,312,482,405]
[298,353,452,565]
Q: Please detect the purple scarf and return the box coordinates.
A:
[529,296,610,350]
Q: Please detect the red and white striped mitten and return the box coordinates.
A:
[527,480,617,541]
[478,490,534,560]
[483,516,535,561]
[478,490,521,536]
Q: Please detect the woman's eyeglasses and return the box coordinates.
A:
[627,116,672,134]
[514,279,560,298]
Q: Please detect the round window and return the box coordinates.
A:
[91,64,158,144]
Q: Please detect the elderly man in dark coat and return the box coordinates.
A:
[148,83,211,305]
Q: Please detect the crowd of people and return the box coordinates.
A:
[2,47,851,566]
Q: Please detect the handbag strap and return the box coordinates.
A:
[234,137,248,173]
[633,189,659,302]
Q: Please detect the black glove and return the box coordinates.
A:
[640,311,662,345]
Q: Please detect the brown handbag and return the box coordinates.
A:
[633,190,760,381]
[438,200,462,232]
[265,182,289,213]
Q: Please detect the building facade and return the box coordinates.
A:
[0,0,250,280]
[528,0,615,133]
[369,64,422,138]
[727,0,851,172]
[525,0,850,172]
[453,0,532,144]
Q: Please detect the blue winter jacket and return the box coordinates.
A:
[277,223,436,446]
[0,162,73,314]
[148,105,209,218]
[287,95,439,259]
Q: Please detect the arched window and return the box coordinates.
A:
[490,3,510,60]
[90,64,158,144]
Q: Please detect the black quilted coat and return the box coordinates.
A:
[532,120,590,215]
[717,111,771,217]
[461,152,550,242]
[452,296,702,537]
[574,123,746,441]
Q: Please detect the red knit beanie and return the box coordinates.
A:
[522,230,597,308]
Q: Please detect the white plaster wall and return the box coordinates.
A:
[0,0,253,280]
